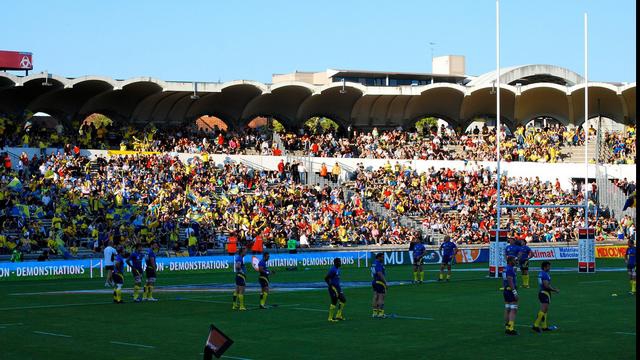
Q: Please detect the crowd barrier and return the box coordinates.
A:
[0,246,586,280]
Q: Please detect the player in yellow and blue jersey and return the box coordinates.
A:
[503,256,519,335]
[112,246,126,304]
[258,252,273,309]
[625,240,636,295]
[143,242,159,301]
[518,240,533,288]
[411,239,426,284]
[325,258,346,322]
[532,261,559,333]
[126,243,145,303]
[438,235,458,281]
[232,247,247,310]
[371,253,387,318]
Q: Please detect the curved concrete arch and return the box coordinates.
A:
[130,91,179,124]
[0,77,66,116]
[150,91,191,123]
[185,84,262,128]
[459,86,516,124]
[67,75,118,88]
[515,86,570,126]
[351,95,380,127]
[621,84,636,122]
[569,85,623,125]
[78,81,162,120]
[569,82,620,95]
[369,95,397,127]
[468,64,584,87]
[0,72,19,88]
[296,87,363,129]
[20,73,69,87]
[319,81,368,95]
[386,95,412,125]
[166,94,197,124]
[241,85,313,129]
[269,80,318,94]
[219,80,268,94]
[416,82,467,96]
[404,86,466,127]
[520,82,569,94]
[468,83,518,96]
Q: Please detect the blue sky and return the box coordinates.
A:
[2,0,636,83]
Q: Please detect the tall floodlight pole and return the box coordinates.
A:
[494,0,502,275]
[584,13,589,229]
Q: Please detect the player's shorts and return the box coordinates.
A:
[442,256,452,265]
[372,281,387,294]
[145,269,156,282]
[413,256,424,266]
[328,285,345,304]
[259,275,270,288]
[235,273,246,286]
[538,290,551,304]
[113,273,124,285]
[105,265,114,271]
[628,264,636,276]
[503,288,517,303]
[519,260,529,271]
[132,269,142,283]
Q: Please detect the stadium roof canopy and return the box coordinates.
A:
[0,64,635,130]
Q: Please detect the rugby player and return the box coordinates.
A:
[371,253,387,318]
[126,243,145,303]
[112,246,126,304]
[499,237,521,290]
[143,242,159,301]
[232,247,248,311]
[438,235,458,281]
[411,238,426,284]
[532,261,559,333]
[258,252,273,309]
[518,239,533,288]
[625,240,636,295]
[325,258,346,322]
[503,256,519,335]
[103,240,117,287]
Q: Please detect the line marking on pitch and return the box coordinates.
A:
[614,332,636,336]
[33,331,72,338]
[110,341,155,349]
[222,356,254,360]
[391,315,434,320]
[0,323,23,326]
[0,302,111,311]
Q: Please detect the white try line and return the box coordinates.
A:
[614,332,636,336]
[0,302,111,311]
[33,331,72,338]
[110,341,155,349]
[578,280,612,284]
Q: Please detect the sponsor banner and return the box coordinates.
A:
[595,245,628,259]
[0,50,33,70]
[529,246,579,260]
[455,249,489,264]
[374,249,490,266]
[0,252,367,280]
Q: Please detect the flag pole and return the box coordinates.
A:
[494,0,502,278]
[584,13,589,230]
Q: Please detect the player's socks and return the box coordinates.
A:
[438,273,443,281]
[372,308,379,317]
[328,304,336,321]
[260,292,268,307]
[113,289,118,303]
[507,321,515,331]
[148,285,154,299]
[631,280,636,293]
[115,288,122,302]
[379,308,385,318]
[541,314,548,329]
[413,272,418,282]
[534,311,545,328]
[238,294,246,310]
[419,271,424,282]
[232,292,238,309]
[446,274,451,281]
[336,301,345,319]
[522,275,529,287]
[142,285,148,300]
[133,285,140,300]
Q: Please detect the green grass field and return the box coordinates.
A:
[0,259,635,360]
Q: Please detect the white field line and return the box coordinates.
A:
[222,356,255,360]
[614,332,636,336]
[0,323,23,326]
[110,341,155,349]
[578,280,612,284]
[0,302,111,311]
[33,331,72,338]
[391,314,434,320]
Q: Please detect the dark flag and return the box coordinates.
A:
[203,324,234,360]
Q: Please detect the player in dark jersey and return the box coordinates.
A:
[504,238,521,266]
[518,240,533,288]
[143,242,159,301]
[371,253,387,318]
[438,235,458,281]
[503,256,519,335]
[412,239,426,284]
[532,261,559,333]
[126,243,145,303]
[258,252,273,309]
[232,247,247,311]
[112,246,126,304]
[325,258,346,322]
[625,240,636,295]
